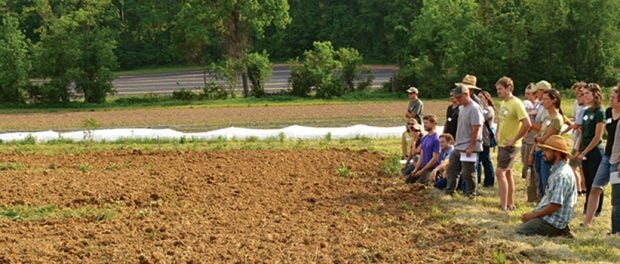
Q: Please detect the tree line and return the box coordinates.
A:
[1,0,619,104]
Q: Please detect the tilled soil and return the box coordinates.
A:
[0,149,486,263]
[0,102,448,132]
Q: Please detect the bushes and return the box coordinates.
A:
[0,15,31,103]
[289,41,372,98]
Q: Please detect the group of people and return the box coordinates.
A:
[400,75,620,238]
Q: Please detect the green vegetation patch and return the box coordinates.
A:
[0,204,122,221]
[0,162,21,171]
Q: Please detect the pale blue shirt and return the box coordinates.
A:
[535,159,577,229]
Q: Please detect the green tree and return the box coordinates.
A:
[33,0,118,103]
[113,0,184,69]
[177,0,291,97]
[0,15,31,103]
[245,51,272,97]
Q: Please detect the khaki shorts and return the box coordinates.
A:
[497,146,519,169]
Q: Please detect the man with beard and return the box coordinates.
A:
[516,135,577,237]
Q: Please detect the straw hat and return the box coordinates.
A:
[531,80,552,92]
[537,135,571,156]
[455,75,481,90]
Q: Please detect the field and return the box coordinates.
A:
[0,100,619,263]
[0,148,493,262]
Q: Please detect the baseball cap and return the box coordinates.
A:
[451,84,470,97]
[406,87,419,94]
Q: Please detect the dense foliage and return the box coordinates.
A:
[1,0,619,103]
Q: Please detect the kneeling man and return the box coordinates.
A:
[516,135,577,237]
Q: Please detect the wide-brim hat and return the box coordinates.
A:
[455,74,481,90]
[532,80,552,92]
[537,135,571,156]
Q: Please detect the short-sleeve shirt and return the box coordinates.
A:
[482,106,495,146]
[440,145,454,161]
[497,97,529,148]
[455,101,484,152]
[580,107,605,150]
[445,105,459,138]
[535,160,577,229]
[605,108,619,156]
[408,99,423,125]
[535,112,563,150]
[420,133,441,169]
[524,100,537,144]
[572,106,588,150]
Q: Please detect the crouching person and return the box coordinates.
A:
[432,133,455,189]
[516,135,577,237]
[407,114,441,184]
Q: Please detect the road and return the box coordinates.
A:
[112,65,397,96]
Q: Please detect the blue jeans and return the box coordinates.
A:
[477,145,495,187]
[593,154,612,188]
[534,150,552,197]
[583,148,603,214]
[611,163,620,233]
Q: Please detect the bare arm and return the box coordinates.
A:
[579,122,605,157]
[521,203,561,222]
[466,125,481,155]
[506,118,531,147]
[418,152,439,173]
[535,126,558,145]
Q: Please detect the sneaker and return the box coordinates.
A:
[405,175,416,184]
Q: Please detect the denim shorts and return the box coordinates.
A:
[593,154,618,189]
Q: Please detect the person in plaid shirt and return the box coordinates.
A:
[516,135,577,237]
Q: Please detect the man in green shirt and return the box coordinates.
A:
[495,76,531,211]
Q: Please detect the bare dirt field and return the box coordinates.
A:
[0,101,448,132]
[0,149,489,263]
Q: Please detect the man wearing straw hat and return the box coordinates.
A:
[516,135,577,237]
[456,74,482,105]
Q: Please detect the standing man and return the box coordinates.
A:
[406,86,424,125]
[516,135,577,238]
[444,84,484,198]
[409,114,441,184]
[457,74,482,105]
[495,76,531,211]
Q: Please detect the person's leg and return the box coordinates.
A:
[482,146,495,187]
[462,160,477,197]
[539,153,552,197]
[496,147,509,209]
[476,156,482,185]
[582,149,602,214]
[583,154,611,227]
[612,165,620,234]
[445,150,462,195]
[527,164,540,202]
[520,144,528,179]
[507,168,516,209]
[516,218,566,237]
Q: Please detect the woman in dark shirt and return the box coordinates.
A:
[576,83,606,221]
[582,86,620,227]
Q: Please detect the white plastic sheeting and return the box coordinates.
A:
[0,125,447,143]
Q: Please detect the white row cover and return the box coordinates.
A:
[0,125,449,143]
